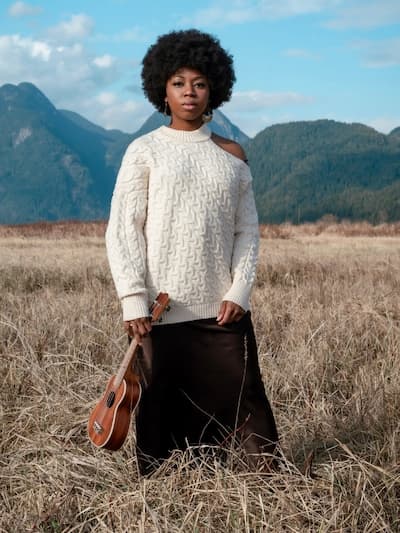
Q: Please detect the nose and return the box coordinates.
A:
[184,84,195,96]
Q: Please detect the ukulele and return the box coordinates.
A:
[88,292,169,450]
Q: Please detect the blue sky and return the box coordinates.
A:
[1,0,399,136]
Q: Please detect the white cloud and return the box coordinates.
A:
[93,54,116,68]
[91,26,151,50]
[226,113,270,137]
[183,0,400,30]
[258,0,341,18]
[80,92,153,132]
[8,1,42,17]
[30,40,51,61]
[354,37,400,67]
[96,92,117,106]
[115,26,150,42]
[326,0,400,29]
[223,111,309,137]
[0,34,51,63]
[47,14,94,42]
[222,90,314,136]
[0,34,119,102]
[225,90,314,112]
[0,32,151,132]
[181,0,341,26]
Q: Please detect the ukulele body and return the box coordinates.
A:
[88,365,142,450]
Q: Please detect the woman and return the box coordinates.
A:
[105,29,278,475]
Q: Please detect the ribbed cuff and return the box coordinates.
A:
[122,294,149,322]
[223,279,252,311]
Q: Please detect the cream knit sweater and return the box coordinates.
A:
[105,124,259,325]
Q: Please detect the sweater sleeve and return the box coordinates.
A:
[105,140,150,321]
[223,163,259,310]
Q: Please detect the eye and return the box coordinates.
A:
[172,81,184,87]
[194,82,207,89]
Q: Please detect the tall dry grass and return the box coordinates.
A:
[1,223,399,532]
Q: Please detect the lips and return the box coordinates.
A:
[182,103,197,110]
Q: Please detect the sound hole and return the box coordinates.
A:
[106,391,115,407]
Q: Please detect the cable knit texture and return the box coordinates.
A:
[105,124,259,324]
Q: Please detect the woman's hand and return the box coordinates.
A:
[124,317,152,345]
[216,301,245,326]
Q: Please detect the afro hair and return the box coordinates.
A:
[141,29,236,113]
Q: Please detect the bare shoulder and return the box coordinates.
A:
[211,133,247,162]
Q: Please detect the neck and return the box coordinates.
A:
[159,123,211,142]
[168,117,204,131]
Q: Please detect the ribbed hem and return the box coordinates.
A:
[222,279,252,311]
[122,294,150,322]
[154,301,221,326]
[158,124,211,143]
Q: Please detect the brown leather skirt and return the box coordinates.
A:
[134,312,278,475]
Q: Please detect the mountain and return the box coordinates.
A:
[59,108,132,176]
[248,120,400,223]
[389,126,400,139]
[0,83,249,224]
[0,82,127,223]
[1,82,400,225]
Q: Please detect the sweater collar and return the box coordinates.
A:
[158,123,211,142]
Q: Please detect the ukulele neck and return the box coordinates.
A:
[113,339,138,389]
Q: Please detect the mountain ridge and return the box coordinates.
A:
[1,82,399,224]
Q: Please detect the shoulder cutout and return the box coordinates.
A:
[211,133,247,162]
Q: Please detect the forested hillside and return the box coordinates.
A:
[247,120,400,223]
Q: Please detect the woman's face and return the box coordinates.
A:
[165,67,210,130]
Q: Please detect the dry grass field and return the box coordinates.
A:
[1,221,399,532]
